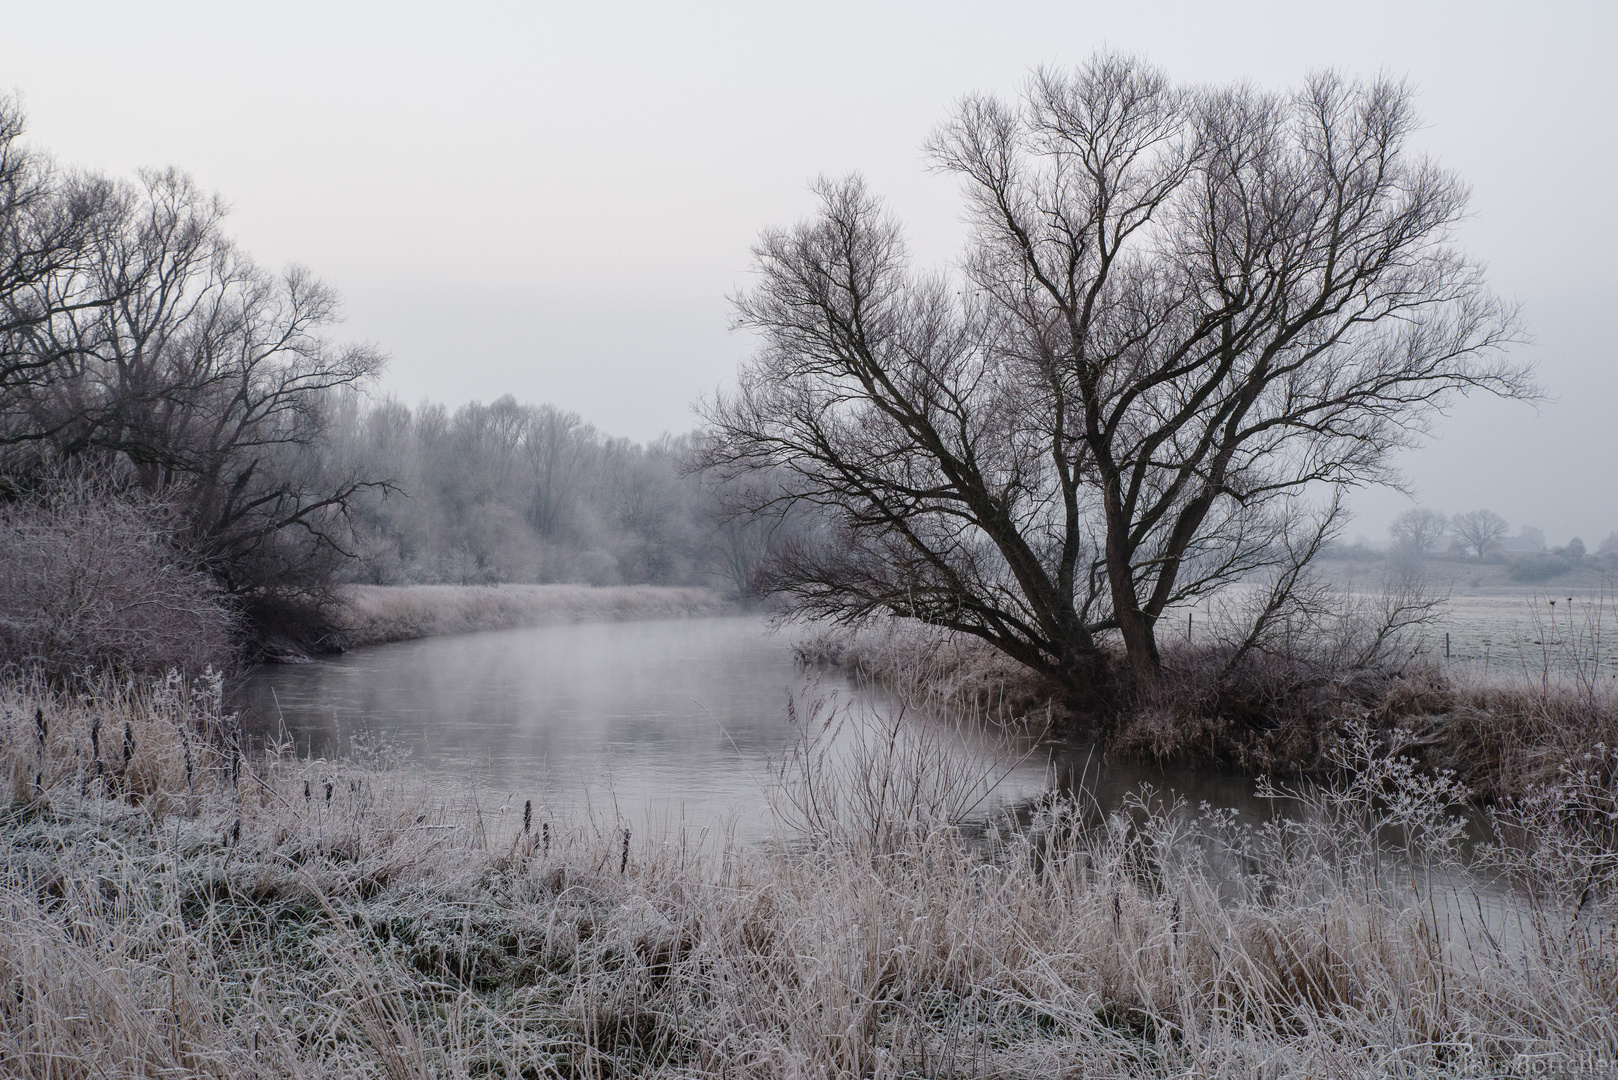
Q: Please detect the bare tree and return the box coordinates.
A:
[1388,508,1449,553]
[0,97,119,421]
[1450,508,1510,558]
[4,166,385,598]
[701,465,814,599]
[701,54,1532,702]
[524,404,592,538]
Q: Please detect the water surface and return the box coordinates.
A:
[242,615,1266,835]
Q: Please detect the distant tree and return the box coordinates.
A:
[1566,536,1585,557]
[1450,509,1510,558]
[1601,531,1618,556]
[702,54,1531,698]
[524,404,593,538]
[1388,508,1449,553]
[1509,525,1546,552]
[701,465,819,599]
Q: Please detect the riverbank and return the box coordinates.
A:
[321,583,736,652]
[796,603,1618,803]
[1,673,1611,1077]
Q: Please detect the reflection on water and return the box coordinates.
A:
[242,615,1271,836]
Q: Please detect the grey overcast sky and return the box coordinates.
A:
[3,0,1614,545]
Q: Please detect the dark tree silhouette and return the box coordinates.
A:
[702,54,1532,701]
[0,97,120,423]
[1,116,386,603]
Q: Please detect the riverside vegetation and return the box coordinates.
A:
[288,584,734,655]
[0,97,800,666]
[3,427,1614,1076]
[0,473,732,671]
[0,664,1613,1078]
[798,580,1618,803]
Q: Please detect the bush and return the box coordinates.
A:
[1508,551,1576,583]
[0,476,238,680]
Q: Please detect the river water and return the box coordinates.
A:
[241,615,1536,960]
[241,614,1267,837]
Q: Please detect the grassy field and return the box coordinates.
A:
[1429,589,1618,679]
[0,672,1611,1078]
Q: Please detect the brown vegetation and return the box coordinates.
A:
[799,585,1618,804]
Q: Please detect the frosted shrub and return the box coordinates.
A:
[0,475,238,680]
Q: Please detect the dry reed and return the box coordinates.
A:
[0,671,1612,1078]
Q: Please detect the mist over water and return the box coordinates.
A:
[242,615,1273,838]
[244,617,819,828]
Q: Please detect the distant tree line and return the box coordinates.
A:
[324,393,802,595]
[1335,506,1618,583]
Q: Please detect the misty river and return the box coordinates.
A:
[242,614,1267,838]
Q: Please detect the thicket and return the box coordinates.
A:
[0,473,237,680]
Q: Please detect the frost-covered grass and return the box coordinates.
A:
[0,672,1613,1078]
[799,588,1618,803]
[333,583,734,649]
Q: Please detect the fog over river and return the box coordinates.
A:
[243,615,1266,838]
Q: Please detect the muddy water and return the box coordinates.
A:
[241,615,1270,837]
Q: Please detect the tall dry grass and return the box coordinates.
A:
[332,583,734,649]
[794,620,1052,720]
[0,672,1612,1078]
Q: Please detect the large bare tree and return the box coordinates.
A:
[701,55,1532,701]
[3,163,384,598]
[1450,509,1510,559]
[1388,507,1449,553]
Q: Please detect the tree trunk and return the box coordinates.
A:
[1114,601,1162,691]
[1102,483,1164,692]
[1053,639,1116,716]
